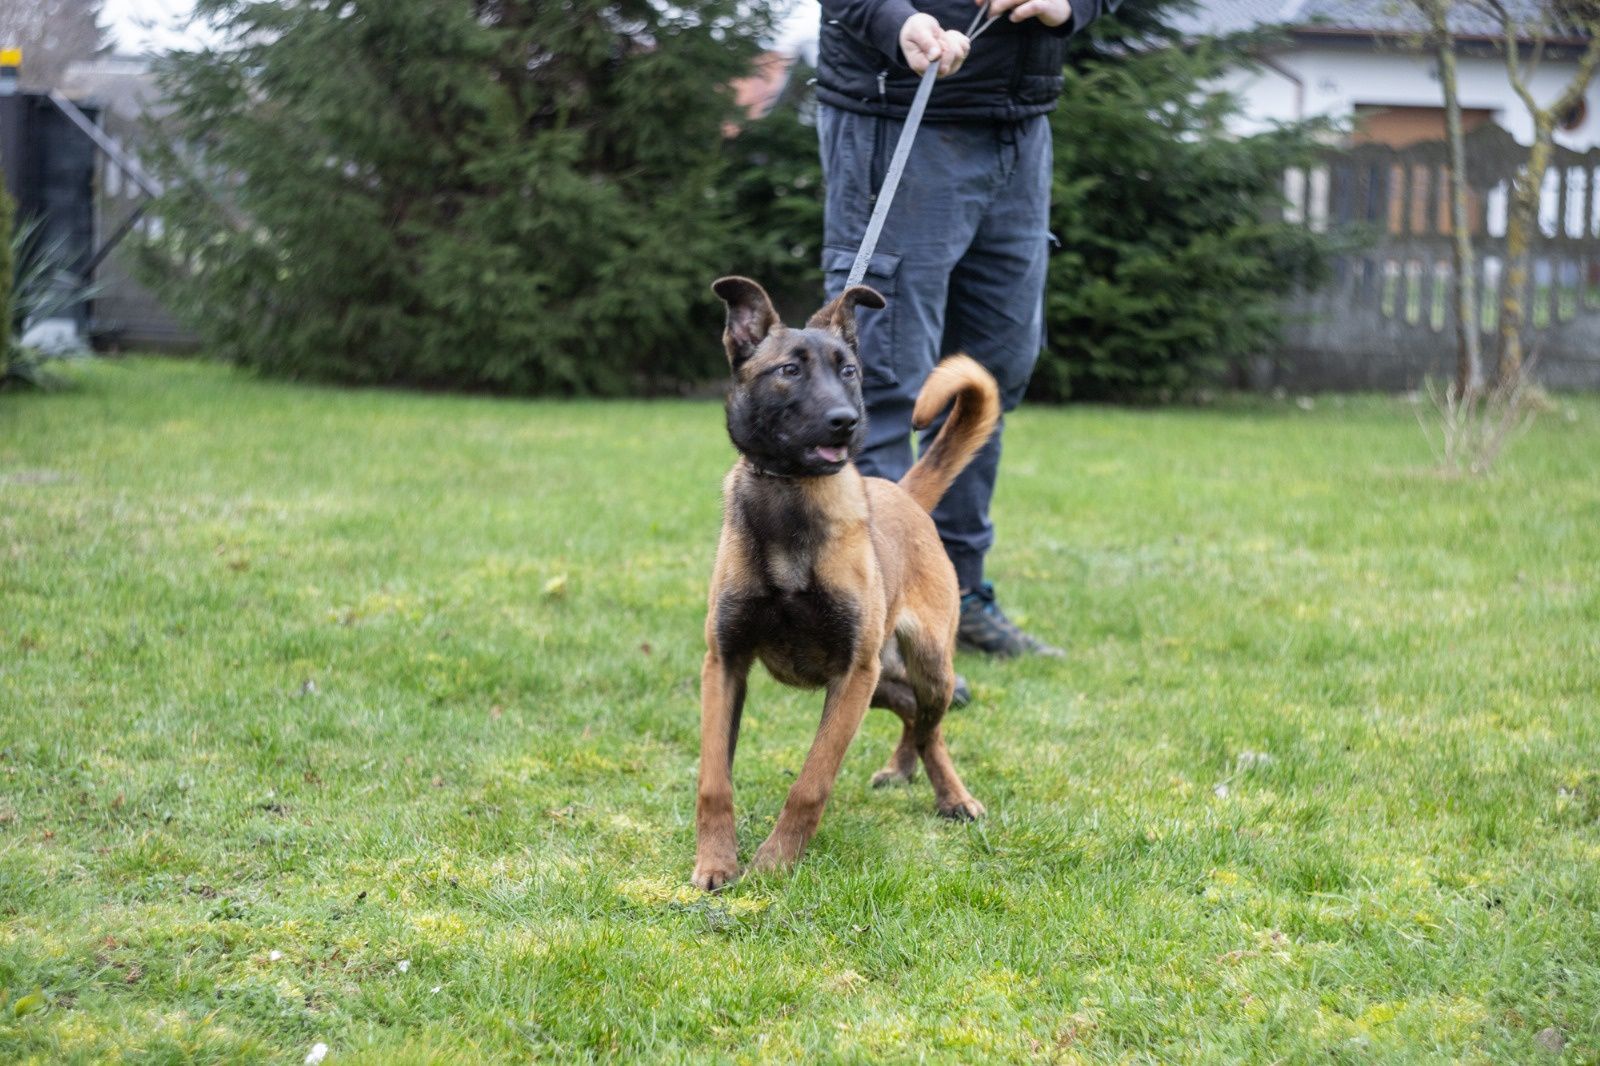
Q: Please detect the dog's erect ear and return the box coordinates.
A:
[712,276,781,369]
[806,285,885,352]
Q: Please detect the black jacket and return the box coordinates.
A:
[815,0,1114,122]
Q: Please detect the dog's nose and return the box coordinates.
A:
[825,407,859,434]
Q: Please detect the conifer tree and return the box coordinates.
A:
[1032,1,1334,401]
[143,0,770,392]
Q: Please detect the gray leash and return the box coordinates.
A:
[845,3,1002,288]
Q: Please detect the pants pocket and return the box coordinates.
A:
[822,245,902,387]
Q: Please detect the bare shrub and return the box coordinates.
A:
[1416,355,1544,476]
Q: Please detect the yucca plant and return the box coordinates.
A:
[3,211,101,391]
[0,182,12,384]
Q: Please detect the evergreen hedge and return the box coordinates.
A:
[144,0,770,393]
[1036,6,1334,401]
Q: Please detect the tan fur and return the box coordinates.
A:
[692,352,1001,890]
[899,354,1001,515]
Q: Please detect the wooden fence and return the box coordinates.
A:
[1273,123,1600,391]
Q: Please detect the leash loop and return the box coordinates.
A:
[845,3,998,289]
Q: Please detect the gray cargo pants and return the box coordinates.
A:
[818,102,1051,592]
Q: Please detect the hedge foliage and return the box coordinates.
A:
[144,0,1332,400]
[1037,6,1334,401]
[144,0,770,393]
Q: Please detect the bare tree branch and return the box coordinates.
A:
[1551,31,1600,114]
[1411,0,1484,396]
[0,0,108,91]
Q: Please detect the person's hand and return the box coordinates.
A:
[980,0,1074,28]
[899,13,971,77]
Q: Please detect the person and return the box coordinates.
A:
[815,0,1115,659]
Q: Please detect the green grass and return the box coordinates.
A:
[3,359,1599,1063]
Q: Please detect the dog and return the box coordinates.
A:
[691,275,1001,890]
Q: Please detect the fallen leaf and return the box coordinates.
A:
[13,989,47,1016]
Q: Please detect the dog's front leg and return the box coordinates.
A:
[692,651,748,891]
[749,658,880,875]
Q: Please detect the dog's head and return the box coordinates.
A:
[711,276,884,477]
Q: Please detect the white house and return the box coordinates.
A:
[1181,0,1600,149]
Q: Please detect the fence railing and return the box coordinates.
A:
[1276,123,1600,390]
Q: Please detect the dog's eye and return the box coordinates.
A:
[839,363,858,379]
[777,363,801,379]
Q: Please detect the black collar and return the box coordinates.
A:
[743,457,800,480]
[741,456,854,481]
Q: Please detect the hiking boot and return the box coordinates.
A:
[957,582,1065,659]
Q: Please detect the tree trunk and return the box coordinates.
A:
[1499,120,1553,383]
[1435,25,1483,397]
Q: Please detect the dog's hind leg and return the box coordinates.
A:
[901,626,985,821]
[693,651,749,891]
[871,714,919,788]
[869,639,919,788]
[749,658,881,874]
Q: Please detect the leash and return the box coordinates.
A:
[845,3,1003,288]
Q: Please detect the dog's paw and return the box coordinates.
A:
[691,861,740,892]
[936,796,986,821]
[871,766,915,788]
[748,835,801,876]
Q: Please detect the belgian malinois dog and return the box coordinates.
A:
[692,275,1001,890]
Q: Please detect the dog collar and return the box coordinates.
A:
[743,458,800,480]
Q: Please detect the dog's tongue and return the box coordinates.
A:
[814,445,847,464]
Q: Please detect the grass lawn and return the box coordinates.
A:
[3,358,1599,1063]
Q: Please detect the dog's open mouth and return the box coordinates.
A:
[806,444,849,466]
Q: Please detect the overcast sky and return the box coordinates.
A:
[102,0,215,54]
[777,0,821,56]
[101,0,820,57]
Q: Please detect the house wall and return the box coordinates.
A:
[1218,43,1600,150]
[60,55,197,351]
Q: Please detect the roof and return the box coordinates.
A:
[1175,0,1587,41]
[59,53,163,127]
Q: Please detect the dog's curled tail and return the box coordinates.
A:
[899,355,1001,514]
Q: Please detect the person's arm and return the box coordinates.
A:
[822,0,922,61]
[1062,0,1118,36]
[821,0,971,75]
